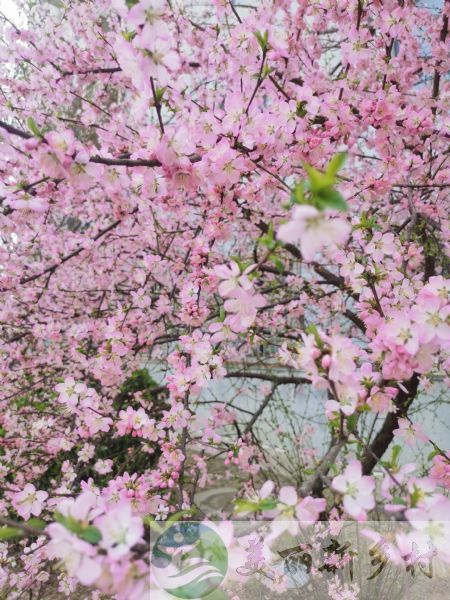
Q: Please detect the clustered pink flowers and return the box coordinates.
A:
[47,491,147,596]
[213,261,266,331]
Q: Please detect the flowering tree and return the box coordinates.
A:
[0,0,449,597]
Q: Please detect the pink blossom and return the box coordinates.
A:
[429,453,450,490]
[45,129,76,162]
[406,497,450,562]
[94,459,113,475]
[393,418,429,447]
[295,496,326,523]
[277,486,325,524]
[213,261,253,297]
[377,312,420,355]
[278,206,350,262]
[206,139,247,185]
[13,484,48,520]
[224,288,266,329]
[365,232,397,262]
[326,384,359,417]
[47,523,102,586]
[208,318,239,343]
[327,335,359,384]
[57,491,100,522]
[411,297,450,343]
[95,502,143,560]
[332,460,375,521]
[55,377,86,407]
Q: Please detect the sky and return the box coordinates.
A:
[0,0,24,26]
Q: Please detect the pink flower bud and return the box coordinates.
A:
[321,354,331,368]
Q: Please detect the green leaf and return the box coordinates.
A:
[261,65,274,79]
[54,512,101,544]
[168,509,194,522]
[55,512,82,534]
[154,86,166,104]
[234,499,260,513]
[258,498,278,511]
[409,486,422,508]
[296,101,308,118]
[122,30,136,42]
[258,223,277,250]
[27,518,47,530]
[26,117,42,138]
[230,255,244,270]
[391,496,407,506]
[356,211,378,230]
[254,30,269,52]
[303,163,334,192]
[79,526,102,544]
[391,444,402,466]
[346,413,358,432]
[270,255,285,273]
[305,324,324,349]
[326,152,347,177]
[316,188,348,212]
[291,182,305,205]
[0,526,24,540]
[235,497,277,513]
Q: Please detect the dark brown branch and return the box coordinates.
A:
[59,66,121,77]
[225,371,309,386]
[243,384,277,434]
[431,2,449,110]
[0,119,32,139]
[229,1,243,23]
[361,373,420,475]
[89,154,201,168]
[299,438,346,497]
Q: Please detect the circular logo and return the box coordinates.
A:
[151,522,228,598]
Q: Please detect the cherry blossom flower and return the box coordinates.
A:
[0,1,449,596]
[365,232,397,262]
[406,497,450,563]
[278,206,350,262]
[411,297,450,343]
[54,377,86,408]
[46,524,102,586]
[332,460,375,521]
[95,503,143,560]
[208,318,239,343]
[213,261,254,297]
[94,459,113,475]
[429,453,450,490]
[13,484,48,520]
[393,418,429,447]
[224,288,266,329]
[325,384,359,417]
[377,312,420,355]
[45,130,76,161]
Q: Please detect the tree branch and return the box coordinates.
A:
[225,371,309,386]
[361,373,420,475]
